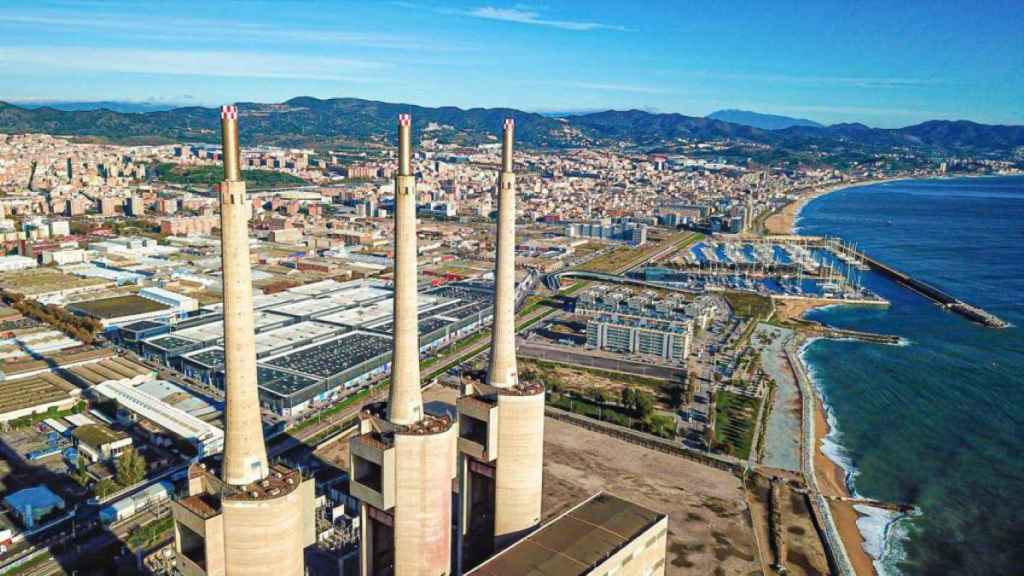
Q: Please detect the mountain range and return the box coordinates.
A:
[707,109,824,130]
[14,101,180,114]
[1,97,1022,157]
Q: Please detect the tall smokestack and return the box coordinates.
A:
[388,113,423,425]
[487,118,518,389]
[218,104,269,485]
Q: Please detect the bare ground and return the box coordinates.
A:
[746,471,830,576]
[542,417,762,575]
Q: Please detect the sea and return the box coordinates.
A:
[794,176,1024,576]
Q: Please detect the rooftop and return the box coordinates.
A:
[263,331,391,379]
[469,493,665,576]
[72,423,129,447]
[0,372,77,414]
[71,295,171,319]
[145,335,199,352]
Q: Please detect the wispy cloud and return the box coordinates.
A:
[0,46,387,82]
[0,13,474,51]
[459,6,630,31]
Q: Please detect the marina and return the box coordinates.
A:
[643,236,881,303]
[653,234,1007,329]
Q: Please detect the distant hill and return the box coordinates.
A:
[14,101,181,114]
[707,109,824,130]
[1,97,1021,155]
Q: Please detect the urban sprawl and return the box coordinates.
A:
[0,117,1019,576]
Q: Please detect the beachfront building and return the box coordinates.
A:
[586,314,692,361]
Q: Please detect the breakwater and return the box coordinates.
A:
[768,234,1008,329]
[857,253,1008,328]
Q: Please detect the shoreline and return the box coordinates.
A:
[765,177,908,235]
[801,339,880,576]
[786,181,904,576]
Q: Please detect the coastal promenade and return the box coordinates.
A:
[784,336,858,576]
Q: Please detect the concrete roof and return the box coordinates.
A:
[469,493,664,576]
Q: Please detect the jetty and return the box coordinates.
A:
[857,252,1009,328]
[761,235,1009,328]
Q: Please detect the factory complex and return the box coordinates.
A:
[114,277,493,418]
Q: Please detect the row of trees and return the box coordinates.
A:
[0,288,102,344]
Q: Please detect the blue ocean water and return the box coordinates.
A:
[796,176,1024,576]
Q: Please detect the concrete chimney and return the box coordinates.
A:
[218,104,269,486]
[487,118,518,389]
[388,113,424,426]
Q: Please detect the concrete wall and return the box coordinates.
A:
[493,392,544,549]
[221,489,306,576]
[392,426,456,576]
[593,515,668,576]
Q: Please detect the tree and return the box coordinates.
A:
[116,447,147,487]
[633,390,655,420]
[95,478,118,499]
[620,387,636,409]
[71,456,91,488]
[666,384,685,410]
[590,388,608,404]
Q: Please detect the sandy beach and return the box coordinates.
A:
[813,394,879,576]
[765,178,906,236]
[764,185,841,235]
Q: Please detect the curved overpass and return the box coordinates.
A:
[545,270,700,295]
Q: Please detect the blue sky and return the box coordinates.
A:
[0,0,1021,127]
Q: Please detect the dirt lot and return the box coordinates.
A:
[746,470,829,576]
[542,417,761,575]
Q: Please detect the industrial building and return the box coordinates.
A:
[3,486,66,529]
[586,313,692,362]
[71,423,133,462]
[170,105,314,576]
[457,118,547,570]
[131,278,492,418]
[467,492,668,576]
[0,372,81,423]
[93,379,224,458]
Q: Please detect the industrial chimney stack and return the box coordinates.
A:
[170,105,314,576]
[388,113,424,426]
[487,118,518,389]
[218,104,269,486]
[457,119,545,569]
[350,114,457,576]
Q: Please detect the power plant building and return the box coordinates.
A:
[467,492,668,576]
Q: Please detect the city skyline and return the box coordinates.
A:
[1,0,1022,128]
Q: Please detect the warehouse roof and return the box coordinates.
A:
[469,493,665,576]
[262,331,392,380]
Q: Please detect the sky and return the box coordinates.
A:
[0,0,1021,128]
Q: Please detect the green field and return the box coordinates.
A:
[713,390,759,458]
[70,295,170,319]
[723,290,774,319]
[155,162,307,188]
